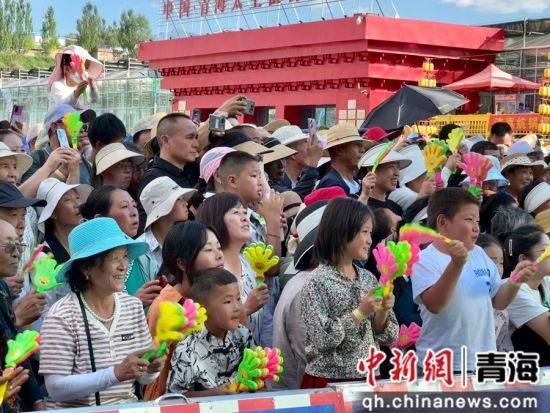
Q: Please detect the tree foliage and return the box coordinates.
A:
[41,6,59,54]
[118,10,152,57]
[76,2,101,56]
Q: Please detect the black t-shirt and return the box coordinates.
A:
[367,197,403,216]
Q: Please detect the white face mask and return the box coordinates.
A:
[69,72,83,84]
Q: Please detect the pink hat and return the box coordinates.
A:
[200,147,236,183]
[48,45,104,91]
[362,126,400,142]
[304,186,347,206]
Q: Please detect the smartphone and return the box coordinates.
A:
[307,118,317,144]
[243,99,255,115]
[192,108,202,125]
[10,104,24,126]
[56,129,70,148]
[208,114,226,133]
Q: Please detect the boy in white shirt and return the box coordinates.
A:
[412,188,536,371]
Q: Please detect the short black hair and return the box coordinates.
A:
[80,185,119,219]
[155,113,192,145]
[476,233,501,250]
[196,192,246,248]
[132,129,150,144]
[88,113,127,147]
[470,140,498,155]
[372,208,395,247]
[0,120,11,130]
[427,188,478,230]
[439,123,460,141]
[315,197,373,266]
[67,250,110,293]
[190,267,238,305]
[218,151,261,185]
[163,221,218,284]
[479,192,516,233]
[490,122,512,138]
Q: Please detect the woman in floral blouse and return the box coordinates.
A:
[300,197,398,388]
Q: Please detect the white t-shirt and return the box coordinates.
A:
[412,245,505,371]
[507,278,550,328]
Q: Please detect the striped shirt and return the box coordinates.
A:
[39,292,153,408]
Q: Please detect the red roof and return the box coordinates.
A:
[445,64,539,91]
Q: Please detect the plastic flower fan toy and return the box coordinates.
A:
[70,54,88,99]
[387,241,412,280]
[459,152,493,197]
[228,347,284,393]
[399,223,451,245]
[63,113,84,149]
[32,256,65,293]
[0,330,41,404]
[511,244,550,282]
[142,299,207,361]
[19,245,45,276]
[243,242,279,285]
[391,322,422,348]
[422,142,447,186]
[372,243,398,297]
[447,128,464,155]
[372,140,398,173]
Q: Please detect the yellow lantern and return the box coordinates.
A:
[429,79,437,87]
[412,124,419,133]
[544,68,550,79]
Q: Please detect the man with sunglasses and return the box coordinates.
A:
[0,219,46,411]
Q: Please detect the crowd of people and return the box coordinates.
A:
[0,46,549,412]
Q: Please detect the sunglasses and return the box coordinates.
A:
[0,243,27,254]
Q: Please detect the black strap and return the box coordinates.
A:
[76,293,101,406]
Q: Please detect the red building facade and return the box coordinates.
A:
[138,14,504,128]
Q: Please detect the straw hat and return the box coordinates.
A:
[358,142,412,170]
[523,182,550,214]
[264,119,290,134]
[500,154,547,175]
[140,176,197,229]
[272,125,308,147]
[36,178,93,225]
[535,209,550,233]
[95,142,145,175]
[323,123,366,155]
[281,191,302,219]
[518,133,538,148]
[262,138,297,164]
[397,144,426,185]
[0,142,32,178]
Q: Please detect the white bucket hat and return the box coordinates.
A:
[358,142,412,169]
[140,176,197,229]
[95,142,145,175]
[272,125,308,146]
[397,144,427,186]
[0,142,32,178]
[524,182,550,214]
[36,178,93,224]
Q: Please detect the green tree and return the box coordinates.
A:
[41,6,59,53]
[101,20,120,48]
[76,2,101,56]
[22,1,33,51]
[13,0,24,51]
[118,10,152,57]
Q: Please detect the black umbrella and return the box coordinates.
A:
[360,85,469,132]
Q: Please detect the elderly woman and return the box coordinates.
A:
[39,217,164,408]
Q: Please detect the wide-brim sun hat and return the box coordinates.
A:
[264,119,290,134]
[397,144,426,185]
[292,202,328,269]
[358,142,412,170]
[58,217,149,281]
[211,132,273,156]
[363,126,400,142]
[507,141,535,156]
[200,147,236,182]
[262,138,297,164]
[0,142,32,178]
[37,178,93,224]
[95,142,146,175]
[500,154,547,175]
[140,176,197,229]
[323,123,366,156]
[281,190,302,219]
[131,115,158,137]
[48,45,104,91]
[272,125,308,147]
[524,182,550,214]
[0,181,46,208]
[535,209,550,233]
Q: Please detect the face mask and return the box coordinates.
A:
[56,128,70,148]
[69,72,83,84]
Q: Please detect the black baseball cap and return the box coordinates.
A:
[0,182,47,208]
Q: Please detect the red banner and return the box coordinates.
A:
[488,114,540,134]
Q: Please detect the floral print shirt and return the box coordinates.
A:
[300,264,398,379]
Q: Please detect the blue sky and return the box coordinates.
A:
[29,0,550,37]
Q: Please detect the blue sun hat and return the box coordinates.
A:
[58,217,148,280]
[462,155,509,187]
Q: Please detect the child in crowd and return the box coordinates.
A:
[476,233,513,352]
[503,226,550,366]
[412,188,536,371]
[300,197,398,388]
[167,268,255,397]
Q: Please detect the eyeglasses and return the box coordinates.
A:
[0,243,27,254]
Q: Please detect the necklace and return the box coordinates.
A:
[82,294,115,323]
